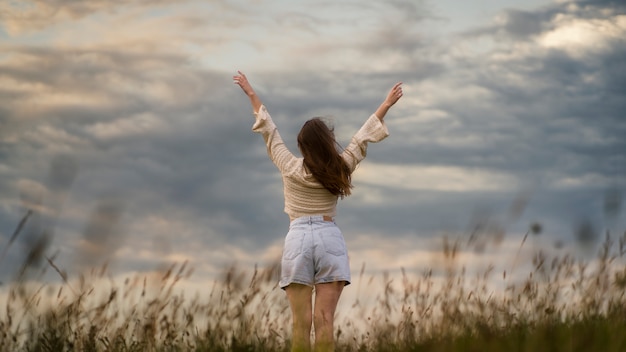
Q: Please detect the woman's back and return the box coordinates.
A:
[252,104,390,221]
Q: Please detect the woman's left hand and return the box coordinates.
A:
[233,71,256,97]
[234,71,263,113]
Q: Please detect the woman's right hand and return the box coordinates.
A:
[384,82,403,107]
[374,82,403,121]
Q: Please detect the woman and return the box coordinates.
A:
[234,71,402,351]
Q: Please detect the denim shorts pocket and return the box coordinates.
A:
[321,231,347,256]
[283,234,304,260]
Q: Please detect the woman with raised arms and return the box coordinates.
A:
[234,71,402,352]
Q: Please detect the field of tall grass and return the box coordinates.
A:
[2,228,625,351]
[1,195,626,351]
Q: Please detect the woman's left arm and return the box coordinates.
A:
[233,71,263,114]
[234,71,298,173]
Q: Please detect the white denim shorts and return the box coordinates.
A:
[279,215,351,289]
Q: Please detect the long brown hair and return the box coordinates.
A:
[297,118,352,197]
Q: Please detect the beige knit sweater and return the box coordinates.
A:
[252,105,389,220]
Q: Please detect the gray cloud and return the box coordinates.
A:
[0,0,191,33]
[464,8,557,40]
[576,0,626,10]
[370,3,626,185]
[1,0,625,283]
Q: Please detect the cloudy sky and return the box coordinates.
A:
[0,0,625,288]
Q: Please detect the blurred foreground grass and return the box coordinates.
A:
[3,156,624,350]
[1,228,625,352]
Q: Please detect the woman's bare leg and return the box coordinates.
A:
[285,283,314,352]
[313,281,344,352]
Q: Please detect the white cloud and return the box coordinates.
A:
[354,162,518,194]
[538,14,626,56]
[551,172,624,189]
[86,112,167,140]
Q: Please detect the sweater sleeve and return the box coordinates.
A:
[341,113,389,172]
[252,105,298,173]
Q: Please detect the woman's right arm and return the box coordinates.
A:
[233,71,263,114]
[342,82,403,171]
[374,82,403,121]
